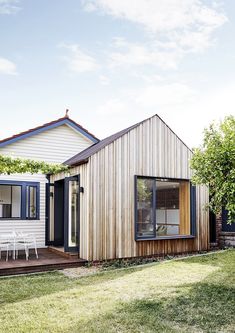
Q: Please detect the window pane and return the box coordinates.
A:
[28,186,37,219]
[26,187,28,218]
[12,186,21,218]
[26,186,37,219]
[156,180,190,236]
[68,180,78,247]
[136,178,155,238]
[0,185,21,218]
[49,186,55,241]
[156,180,180,236]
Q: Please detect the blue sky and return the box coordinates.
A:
[0,0,234,147]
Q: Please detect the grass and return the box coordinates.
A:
[0,250,234,333]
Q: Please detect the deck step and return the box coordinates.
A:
[48,246,78,259]
[0,248,87,277]
[0,261,86,276]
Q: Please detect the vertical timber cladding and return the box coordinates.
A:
[62,115,209,261]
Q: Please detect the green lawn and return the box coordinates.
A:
[0,250,234,333]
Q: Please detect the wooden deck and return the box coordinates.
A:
[0,248,87,276]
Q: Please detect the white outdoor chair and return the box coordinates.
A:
[0,236,12,261]
[15,233,38,261]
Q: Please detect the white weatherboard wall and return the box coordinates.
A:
[0,123,94,247]
[0,173,47,247]
[0,124,92,163]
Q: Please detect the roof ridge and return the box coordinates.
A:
[64,113,192,166]
[0,115,99,147]
[64,115,152,166]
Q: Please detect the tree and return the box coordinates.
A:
[190,116,235,224]
[0,155,68,175]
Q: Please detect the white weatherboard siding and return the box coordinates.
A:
[0,123,95,247]
[0,124,92,163]
[0,173,47,248]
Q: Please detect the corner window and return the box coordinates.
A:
[135,176,196,240]
[0,181,40,220]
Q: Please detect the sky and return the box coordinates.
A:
[0,0,234,148]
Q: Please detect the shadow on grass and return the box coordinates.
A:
[166,282,235,331]
[0,266,147,306]
[64,282,235,333]
[1,249,234,333]
[62,252,235,333]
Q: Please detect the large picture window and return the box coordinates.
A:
[135,176,196,240]
[0,181,40,220]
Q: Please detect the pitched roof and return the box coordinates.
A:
[64,114,191,166]
[65,113,191,167]
[0,115,99,148]
[65,122,141,166]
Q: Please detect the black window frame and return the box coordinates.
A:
[0,180,40,220]
[134,175,196,241]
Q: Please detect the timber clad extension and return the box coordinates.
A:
[52,114,209,261]
[0,113,210,261]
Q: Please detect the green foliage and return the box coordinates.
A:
[100,257,160,270]
[190,116,235,223]
[0,154,68,175]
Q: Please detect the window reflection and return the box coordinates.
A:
[136,178,155,238]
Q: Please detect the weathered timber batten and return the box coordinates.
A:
[52,114,209,260]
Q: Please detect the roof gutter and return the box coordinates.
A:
[66,158,89,168]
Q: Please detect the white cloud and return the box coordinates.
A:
[93,82,197,139]
[135,83,196,107]
[0,0,20,14]
[82,0,97,12]
[0,57,17,75]
[99,74,110,85]
[83,0,227,69]
[154,84,235,148]
[131,72,165,84]
[93,81,235,148]
[59,43,99,73]
[83,0,226,33]
[109,38,182,69]
[94,96,150,138]
[96,98,129,115]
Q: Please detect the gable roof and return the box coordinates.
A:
[0,116,99,148]
[65,114,192,167]
[65,122,140,166]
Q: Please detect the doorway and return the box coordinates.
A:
[46,175,80,252]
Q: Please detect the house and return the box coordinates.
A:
[219,210,235,247]
[209,210,235,248]
[49,113,209,261]
[0,114,98,248]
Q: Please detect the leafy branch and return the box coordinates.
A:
[190,115,235,224]
[0,155,68,175]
